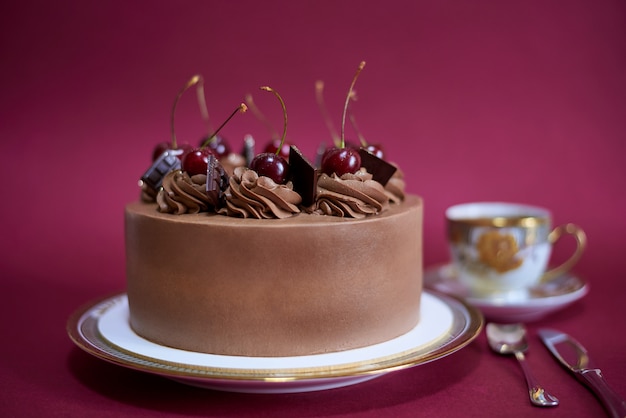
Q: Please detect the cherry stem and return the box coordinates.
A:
[348,94,368,147]
[315,80,340,146]
[197,82,212,134]
[200,103,248,149]
[260,86,287,155]
[245,93,280,140]
[341,61,366,148]
[171,75,209,149]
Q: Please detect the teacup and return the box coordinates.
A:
[445,202,586,300]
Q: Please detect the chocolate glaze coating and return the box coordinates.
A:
[125,195,423,357]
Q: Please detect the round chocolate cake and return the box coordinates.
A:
[125,195,423,357]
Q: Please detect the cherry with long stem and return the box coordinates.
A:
[259,86,288,153]
[183,103,247,176]
[246,92,290,159]
[152,75,208,161]
[320,61,365,176]
[249,86,290,184]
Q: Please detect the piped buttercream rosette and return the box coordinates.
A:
[218,167,302,219]
[309,169,392,218]
[156,171,215,214]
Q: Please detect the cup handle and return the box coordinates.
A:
[540,223,587,282]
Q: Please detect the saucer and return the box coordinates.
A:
[424,264,588,322]
[67,291,482,393]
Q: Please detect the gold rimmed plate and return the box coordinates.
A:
[67,290,483,393]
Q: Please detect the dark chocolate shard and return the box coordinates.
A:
[358,147,397,186]
[289,145,317,207]
[206,154,229,208]
[139,149,184,193]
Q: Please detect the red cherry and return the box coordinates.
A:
[264,139,291,160]
[182,147,215,176]
[250,153,290,184]
[320,147,361,176]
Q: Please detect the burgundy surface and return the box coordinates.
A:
[2,1,625,416]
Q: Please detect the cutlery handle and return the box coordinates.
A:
[579,369,626,418]
[514,351,559,407]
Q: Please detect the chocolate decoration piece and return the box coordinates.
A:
[358,148,397,186]
[206,154,229,208]
[289,145,317,207]
[139,149,184,193]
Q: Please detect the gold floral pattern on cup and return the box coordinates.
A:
[476,231,523,273]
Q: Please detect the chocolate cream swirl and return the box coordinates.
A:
[156,170,222,215]
[218,167,302,219]
[310,169,391,218]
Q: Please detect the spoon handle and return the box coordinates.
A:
[514,351,559,407]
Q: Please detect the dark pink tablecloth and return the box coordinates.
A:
[3,258,625,417]
[2,1,625,416]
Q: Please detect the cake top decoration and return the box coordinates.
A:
[138,62,406,218]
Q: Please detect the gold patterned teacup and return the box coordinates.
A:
[445,202,586,300]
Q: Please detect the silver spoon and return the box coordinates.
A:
[486,323,559,407]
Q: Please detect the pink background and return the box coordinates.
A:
[2,1,625,417]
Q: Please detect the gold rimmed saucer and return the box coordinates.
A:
[67,290,482,393]
[424,263,588,322]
